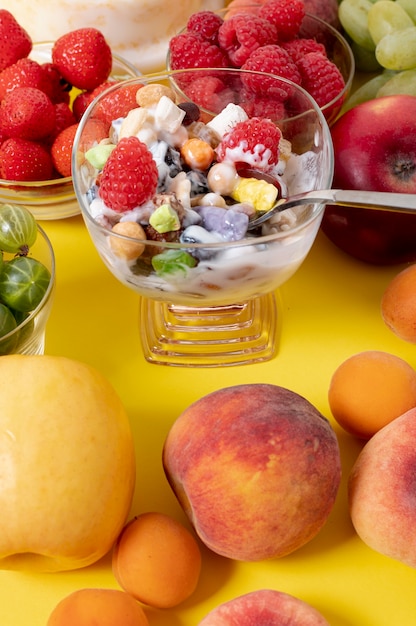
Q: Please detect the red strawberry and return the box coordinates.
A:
[50,123,79,178]
[0,86,56,141]
[45,102,77,145]
[92,83,142,129]
[216,117,282,172]
[52,27,112,91]
[72,80,117,122]
[0,58,45,101]
[99,136,158,213]
[0,137,53,181]
[0,10,32,72]
[39,63,71,104]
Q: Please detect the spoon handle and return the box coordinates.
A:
[314,189,416,212]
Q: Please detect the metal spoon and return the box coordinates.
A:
[247,189,416,231]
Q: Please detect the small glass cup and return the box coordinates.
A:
[0,225,55,355]
[72,68,334,366]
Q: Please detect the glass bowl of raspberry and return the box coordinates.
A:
[167,3,355,126]
[0,204,55,355]
[0,41,141,221]
[72,68,334,367]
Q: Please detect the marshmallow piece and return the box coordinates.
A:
[154,95,186,133]
[231,177,278,213]
[206,103,248,138]
[119,107,151,140]
[149,203,181,233]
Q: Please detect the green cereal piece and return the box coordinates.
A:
[149,204,181,234]
[151,249,197,277]
[85,144,116,169]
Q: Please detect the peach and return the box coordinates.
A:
[349,407,416,568]
[162,384,341,561]
[112,511,202,609]
[381,263,416,343]
[46,588,149,626]
[197,589,330,625]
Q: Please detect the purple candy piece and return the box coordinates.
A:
[197,206,249,241]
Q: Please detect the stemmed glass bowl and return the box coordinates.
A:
[72,68,334,366]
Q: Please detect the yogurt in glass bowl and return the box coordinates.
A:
[72,68,334,367]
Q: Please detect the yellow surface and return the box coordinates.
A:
[1,214,416,625]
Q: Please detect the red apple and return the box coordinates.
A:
[321,95,416,265]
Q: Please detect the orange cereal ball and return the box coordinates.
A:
[112,512,202,609]
[180,138,215,170]
[381,264,416,343]
[46,588,149,626]
[328,350,416,439]
[110,221,146,261]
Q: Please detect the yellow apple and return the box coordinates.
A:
[0,354,136,572]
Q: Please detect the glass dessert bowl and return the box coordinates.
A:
[72,68,334,367]
[0,42,141,221]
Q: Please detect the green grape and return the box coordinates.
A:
[0,203,37,254]
[0,303,18,354]
[368,0,414,45]
[344,70,397,110]
[396,0,416,23]
[339,0,376,51]
[376,26,416,70]
[0,257,51,312]
[377,68,416,96]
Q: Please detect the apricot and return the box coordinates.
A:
[46,588,149,626]
[381,263,416,342]
[112,511,202,609]
[328,350,416,439]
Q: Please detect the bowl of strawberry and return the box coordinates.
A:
[71,68,334,367]
[0,10,140,220]
[167,0,354,126]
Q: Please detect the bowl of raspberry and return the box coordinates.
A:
[167,0,355,126]
[0,18,140,220]
[72,68,334,367]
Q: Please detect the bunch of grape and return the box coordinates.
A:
[0,204,51,354]
[339,0,416,106]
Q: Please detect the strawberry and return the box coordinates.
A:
[216,117,282,172]
[52,28,112,91]
[0,137,53,181]
[99,136,158,213]
[50,123,79,178]
[0,86,56,141]
[92,83,142,129]
[45,102,77,145]
[0,10,32,72]
[72,80,116,122]
[39,62,71,104]
[0,58,45,101]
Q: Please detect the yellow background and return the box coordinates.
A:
[0,214,415,624]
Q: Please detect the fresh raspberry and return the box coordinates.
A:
[92,83,142,129]
[184,76,235,116]
[239,91,286,121]
[258,0,305,41]
[282,37,326,64]
[0,137,53,181]
[39,63,71,104]
[217,14,278,67]
[0,58,46,101]
[241,45,301,100]
[186,11,224,44]
[0,86,56,141]
[169,32,229,71]
[0,10,32,72]
[296,51,346,109]
[99,136,158,213]
[52,27,112,91]
[216,117,282,172]
[50,123,79,177]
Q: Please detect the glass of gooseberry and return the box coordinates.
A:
[0,204,55,355]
